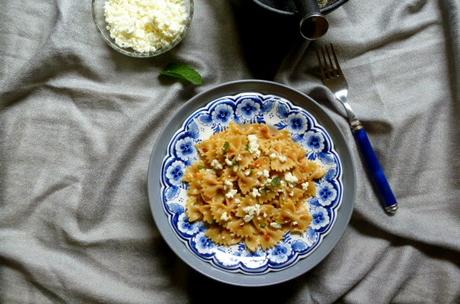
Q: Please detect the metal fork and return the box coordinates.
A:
[316,44,398,214]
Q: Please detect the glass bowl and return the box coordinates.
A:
[92,0,194,58]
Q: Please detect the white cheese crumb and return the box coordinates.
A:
[247,134,261,157]
[211,159,223,170]
[225,158,233,166]
[225,189,238,199]
[104,0,188,53]
[244,169,251,176]
[220,212,230,221]
[243,204,261,222]
[302,182,309,190]
[250,188,261,198]
[262,169,270,178]
[284,172,298,184]
[289,191,294,197]
[270,222,282,229]
[224,180,233,189]
[269,152,288,162]
[236,155,242,161]
[234,198,241,204]
[278,154,288,163]
[292,221,298,226]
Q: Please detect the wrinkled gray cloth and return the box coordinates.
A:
[1,0,459,303]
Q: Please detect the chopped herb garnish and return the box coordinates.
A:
[197,165,205,170]
[259,223,266,228]
[223,141,230,153]
[271,176,281,187]
[245,143,250,151]
[232,159,239,166]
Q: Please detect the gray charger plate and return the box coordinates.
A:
[147,80,356,287]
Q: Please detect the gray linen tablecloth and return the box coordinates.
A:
[1,0,459,303]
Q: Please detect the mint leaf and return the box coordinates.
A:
[160,62,203,85]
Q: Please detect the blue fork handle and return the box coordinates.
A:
[353,127,398,214]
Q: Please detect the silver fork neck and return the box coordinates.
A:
[334,92,361,131]
[335,89,348,100]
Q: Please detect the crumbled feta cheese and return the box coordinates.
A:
[224,180,233,189]
[292,221,298,226]
[224,158,233,166]
[234,198,241,204]
[247,134,261,157]
[220,212,230,221]
[104,0,188,53]
[262,169,270,178]
[236,155,242,161]
[250,188,261,198]
[284,172,298,184]
[270,222,282,229]
[211,159,223,170]
[289,191,294,197]
[257,171,263,176]
[244,169,251,176]
[243,204,261,222]
[233,166,238,172]
[269,152,288,162]
[278,154,288,163]
[225,189,238,199]
[302,182,309,190]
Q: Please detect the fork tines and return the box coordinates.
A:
[315,43,343,80]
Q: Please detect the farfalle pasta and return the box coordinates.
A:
[183,123,326,251]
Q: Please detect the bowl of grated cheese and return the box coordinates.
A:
[92,0,193,58]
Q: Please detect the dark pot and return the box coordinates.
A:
[230,0,348,79]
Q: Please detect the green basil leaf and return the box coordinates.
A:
[160,62,203,85]
[271,176,281,187]
[223,141,230,153]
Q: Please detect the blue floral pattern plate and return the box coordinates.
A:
[160,93,343,274]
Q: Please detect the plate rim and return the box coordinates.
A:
[159,92,344,274]
[147,79,356,287]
